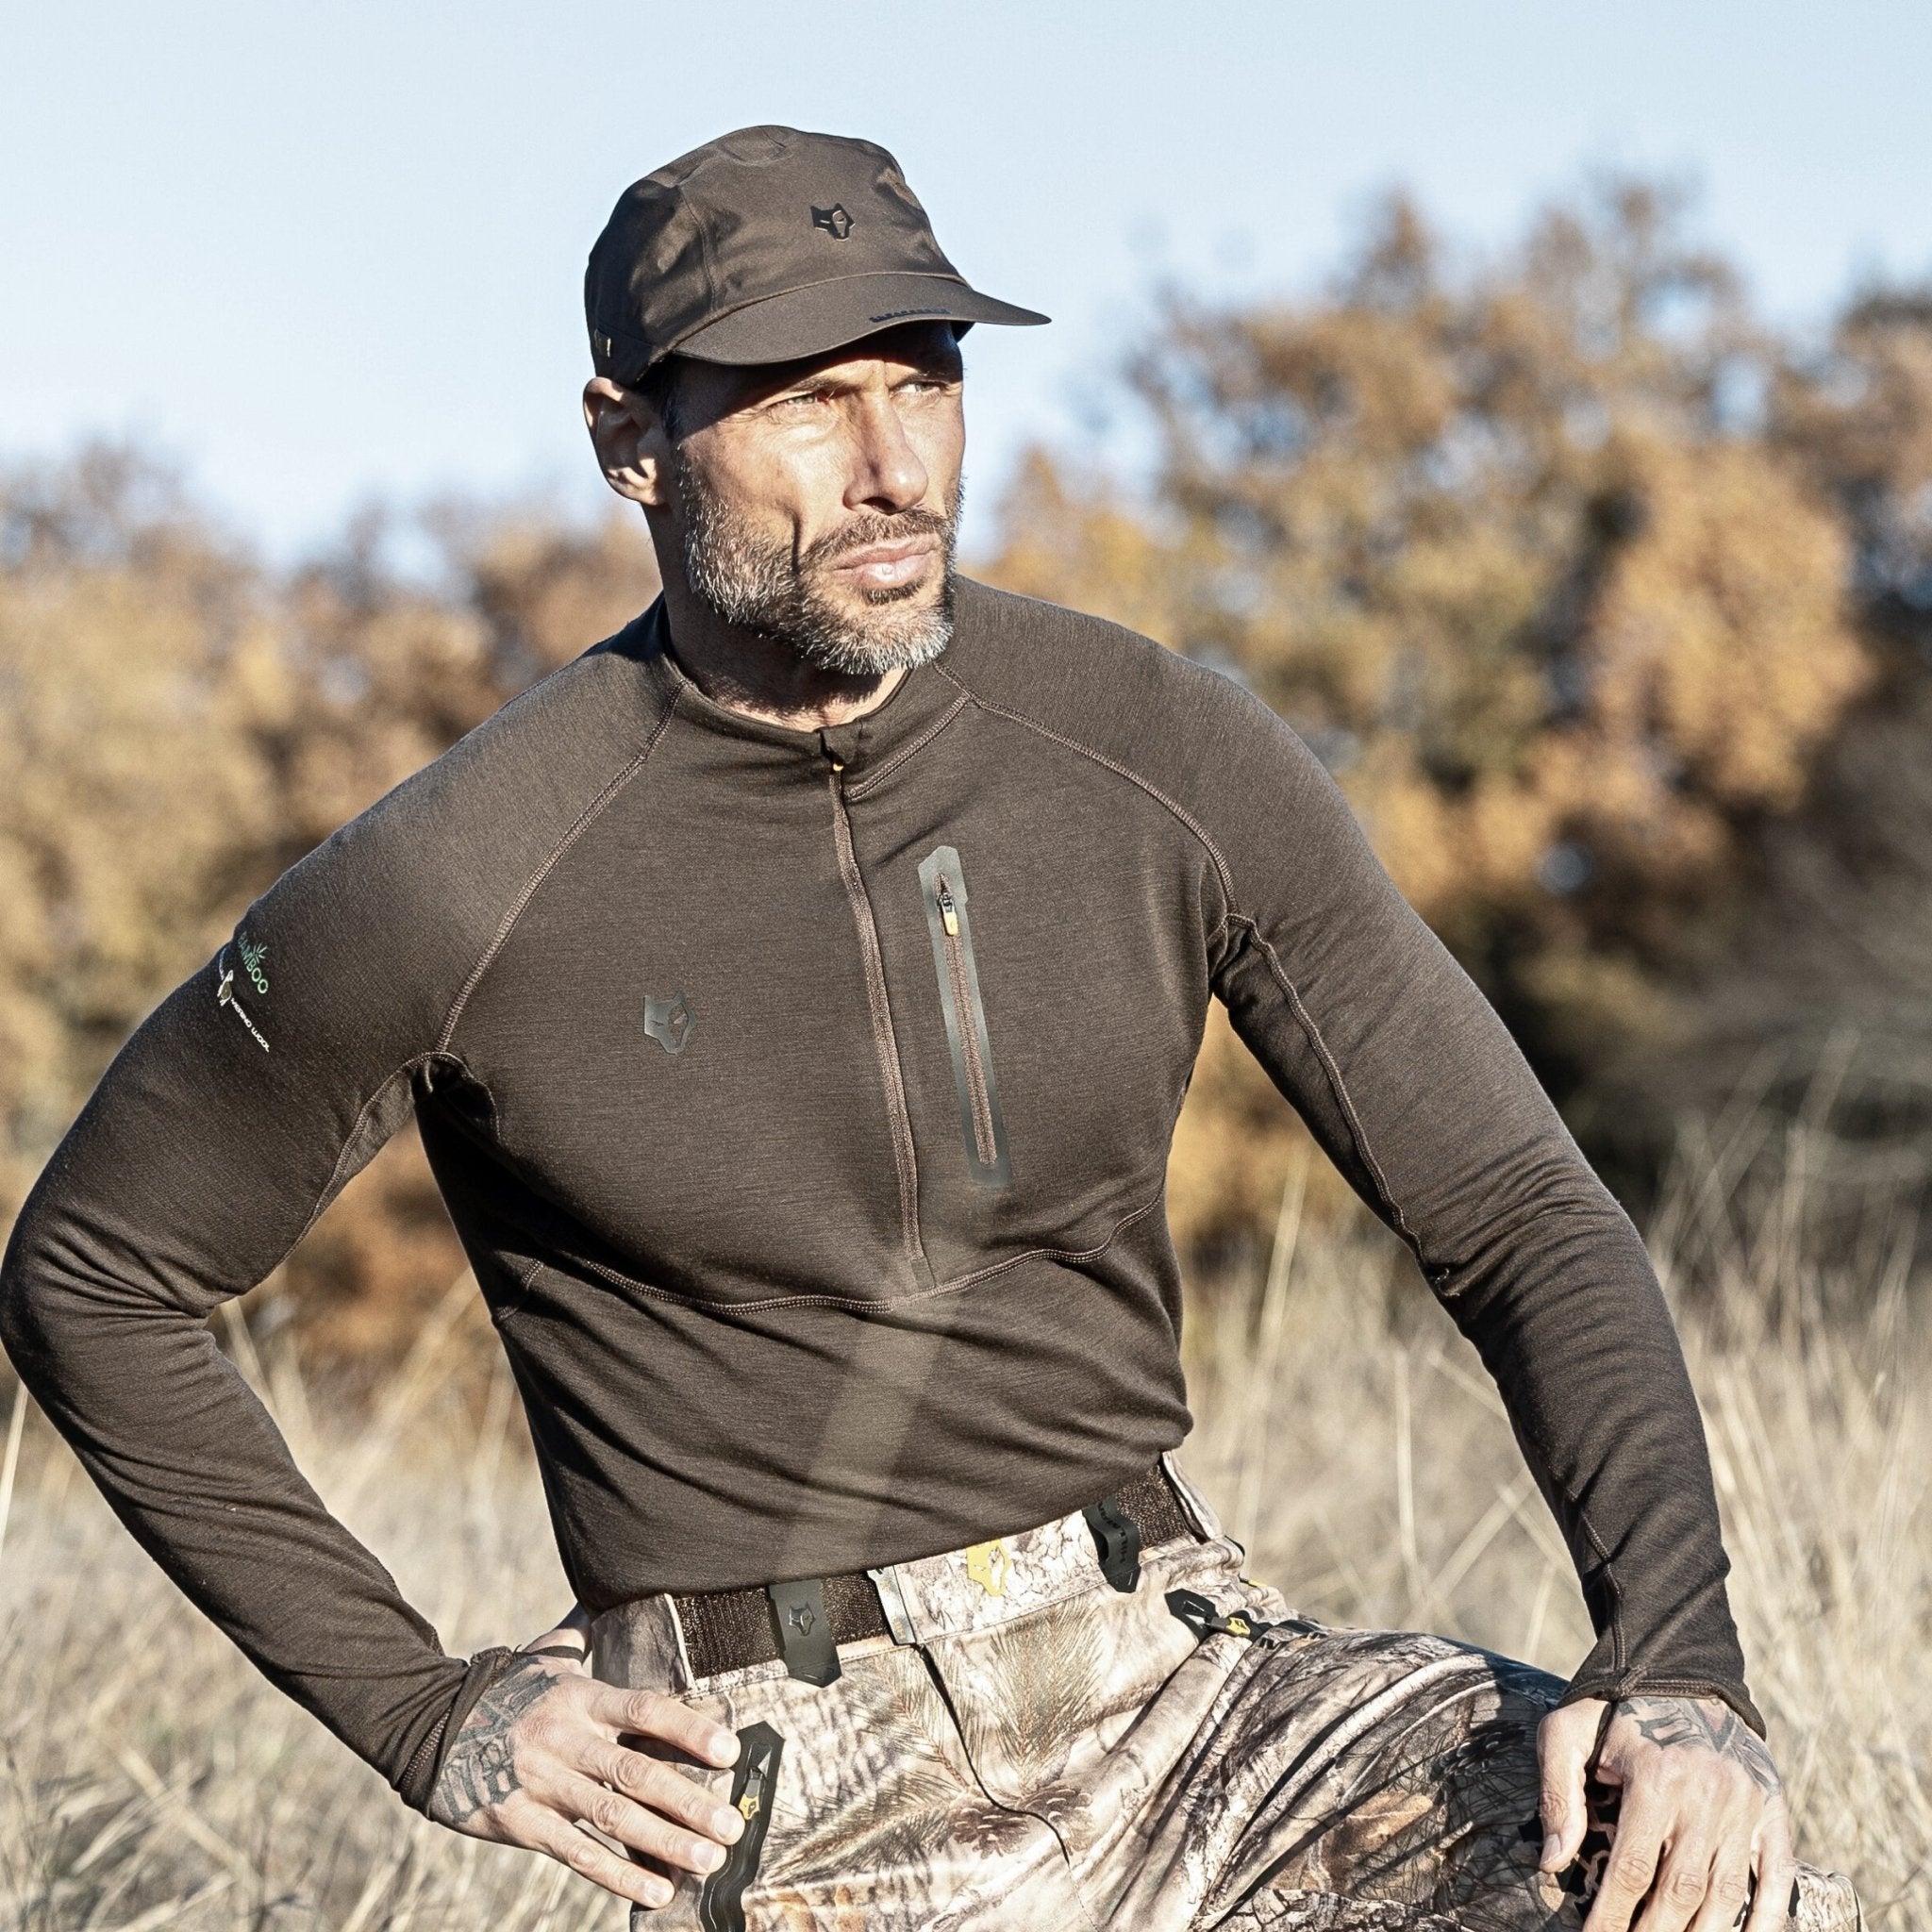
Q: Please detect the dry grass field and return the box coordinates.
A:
[0,1141,1924,1932]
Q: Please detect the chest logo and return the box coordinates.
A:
[643,991,697,1056]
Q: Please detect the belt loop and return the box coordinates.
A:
[766,1579,841,1686]
[1160,1453,1222,1541]
[1084,1495,1142,1592]
[661,1593,697,1692]
[866,1562,919,1646]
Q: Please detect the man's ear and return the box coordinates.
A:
[583,377,675,508]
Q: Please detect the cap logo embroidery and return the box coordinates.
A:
[811,203,854,240]
[643,991,697,1056]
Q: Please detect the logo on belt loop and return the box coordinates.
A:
[965,1539,1013,1598]
[765,1578,841,1686]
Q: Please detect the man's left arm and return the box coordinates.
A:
[1188,685,1792,1932]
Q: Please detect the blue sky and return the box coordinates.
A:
[3,0,1928,563]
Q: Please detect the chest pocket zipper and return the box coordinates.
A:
[917,845,1011,1188]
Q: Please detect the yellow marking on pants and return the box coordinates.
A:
[965,1539,1013,1597]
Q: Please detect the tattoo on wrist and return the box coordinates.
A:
[433,1657,561,1824]
[1619,1695,1781,1795]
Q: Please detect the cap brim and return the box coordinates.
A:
[672,272,1048,367]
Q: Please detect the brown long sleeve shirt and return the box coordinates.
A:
[0,579,1757,1806]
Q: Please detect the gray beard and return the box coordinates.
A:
[675,458,958,677]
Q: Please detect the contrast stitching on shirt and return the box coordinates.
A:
[1236,916,1416,1248]
[935,668,1240,906]
[937,666,1415,1251]
[923,1188,1165,1297]
[568,1184,1164,1315]
[436,698,680,1054]
[1600,1678,1765,1733]
[291,1056,437,1251]
[1571,1491,1628,1674]
[397,1718,448,1810]
[489,1250,547,1328]
[843,691,970,800]
[1520,1429,1629,1680]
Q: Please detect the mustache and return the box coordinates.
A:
[802,506,956,572]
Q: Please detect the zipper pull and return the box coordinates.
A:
[935,876,959,937]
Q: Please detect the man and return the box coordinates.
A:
[0,126,1857,1932]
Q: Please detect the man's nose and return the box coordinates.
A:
[843,393,930,513]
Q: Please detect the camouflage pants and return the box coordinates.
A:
[590,1462,1860,1932]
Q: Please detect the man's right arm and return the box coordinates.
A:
[0,803,494,1800]
[0,791,766,1899]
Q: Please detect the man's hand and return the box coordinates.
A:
[1540,1695,1796,1932]
[427,1616,745,1912]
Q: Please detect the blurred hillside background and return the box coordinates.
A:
[5,7,1932,1926]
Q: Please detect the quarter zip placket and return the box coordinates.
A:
[824,756,928,1274]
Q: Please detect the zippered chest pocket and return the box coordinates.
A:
[917,845,1011,1188]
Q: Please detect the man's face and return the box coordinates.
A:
[660,323,966,677]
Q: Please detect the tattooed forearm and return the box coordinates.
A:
[1619,1695,1782,1795]
[432,1657,563,1824]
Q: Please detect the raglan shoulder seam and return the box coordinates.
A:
[435,691,682,1054]
[1234,916,1418,1249]
[934,664,1241,903]
[939,656,1417,1251]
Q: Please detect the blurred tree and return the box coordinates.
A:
[0,452,286,1220]
[1627,282,1932,1241]
[988,183,1876,1257]
[7,181,1929,1361]
[0,450,658,1374]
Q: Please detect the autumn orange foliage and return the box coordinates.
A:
[986,185,1932,1256]
[4,181,1930,1355]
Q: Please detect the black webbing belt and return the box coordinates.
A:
[673,1463,1197,1685]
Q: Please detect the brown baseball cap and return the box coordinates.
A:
[585,125,1048,386]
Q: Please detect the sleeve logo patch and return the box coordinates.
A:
[214,947,272,1054]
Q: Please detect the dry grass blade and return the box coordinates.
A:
[0,1375,26,1571]
[96,1874,233,1932]
[0,1145,1920,1929]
